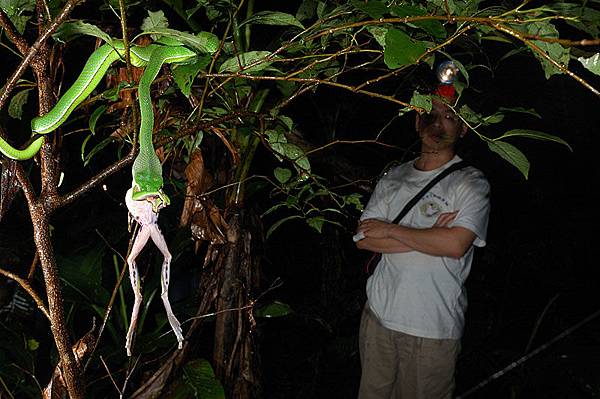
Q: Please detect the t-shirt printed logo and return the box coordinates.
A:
[420,201,441,217]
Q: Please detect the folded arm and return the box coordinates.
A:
[356,213,476,258]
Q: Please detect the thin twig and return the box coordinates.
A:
[0,267,50,321]
[457,307,600,398]
[205,72,415,109]
[100,355,122,396]
[523,293,560,355]
[304,139,402,157]
[0,374,16,399]
[121,356,140,398]
[83,225,138,373]
[180,277,284,326]
[27,251,39,280]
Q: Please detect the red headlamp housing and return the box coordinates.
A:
[434,84,456,101]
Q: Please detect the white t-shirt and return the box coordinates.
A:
[360,155,490,339]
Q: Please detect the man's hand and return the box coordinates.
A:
[355,210,474,257]
[357,211,457,239]
[357,219,394,239]
[433,211,458,227]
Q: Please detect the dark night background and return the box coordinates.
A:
[257,41,600,398]
[1,1,600,398]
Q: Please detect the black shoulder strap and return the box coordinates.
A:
[391,160,468,225]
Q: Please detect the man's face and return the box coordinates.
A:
[416,98,467,152]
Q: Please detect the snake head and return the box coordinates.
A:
[131,184,170,213]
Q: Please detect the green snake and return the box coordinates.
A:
[0,37,215,207]
[1,34,217,355]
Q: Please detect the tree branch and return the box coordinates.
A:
[492,23,600,97]
[0,9,29,54]
[0,267,51,321]
[55,149,136,209]
[205,72,416,110]
[0,0,84,111]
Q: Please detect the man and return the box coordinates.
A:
[355,91,491,399]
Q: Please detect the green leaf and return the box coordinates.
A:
[169,359,225,399]
[242,11,304,29]
[524,22,570,79]
[391,5,446,39]
[428,0,456,14]
[266,215,303,238]
[307,216,325,233]
[184,359,225,399]
[145,28,219,54]
[101,81,128,101]
[366,26,388,49]
[0,0,35,34]
[458,104,483,125]
[296,0,317,21]
[482,113,504,125]
[316,1,327,19]
[409,91,432,112]
[577,53,600,76]
[172,55,212,96]
[496,129,572,151]
[219,51,275,74]
[141,10,169,39]
[52,21,113,45]
[350,0,388,19]
[547,3,600,37]
[384,28,428,69]
[344,193,364,212]
[390,4,426,17]
[8,89,31,120]
[83,136,114,166]
[274,167,292,184]
[255,300,293,318]
[266,129,286,161]
[413,19,446,39]
[278,115,294,131]
[57,244,105,301]
[487,140,530,179]
[284,143,310,171]
[497,106,541,118]
[262,203,291,218]
[26,338,39,351]
[88,105,107,135]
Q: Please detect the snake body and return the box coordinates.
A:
[0,33,217,355]
[131,45,196,205]
[0,37,214,203]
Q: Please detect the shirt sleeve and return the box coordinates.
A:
[450,169,491,247]
[359,174,394,222]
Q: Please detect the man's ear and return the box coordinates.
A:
[460,122,468,138]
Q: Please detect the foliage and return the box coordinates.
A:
[0,0,599,397]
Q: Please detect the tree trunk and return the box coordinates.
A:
[31,204,84,399]
[213,208,263,399]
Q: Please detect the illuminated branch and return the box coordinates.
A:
[0,9,29,54]
[493,23,600,97]
[206,72,416,109]
[0,0,84,110]
[0,267,51,321]
[355,25,474,92]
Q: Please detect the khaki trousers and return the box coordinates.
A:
[358,305,460,399]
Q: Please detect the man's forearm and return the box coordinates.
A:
[387,224,474,258]
[356,236,413,254]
